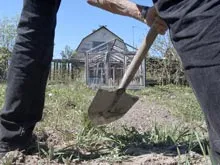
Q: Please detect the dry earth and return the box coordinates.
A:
[86,97,211,165]
[0,97,211,165]
[112,96,183,132]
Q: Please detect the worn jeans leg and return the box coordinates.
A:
[185,67,220,165]
[156,0,220,164]
[0,0,61,148]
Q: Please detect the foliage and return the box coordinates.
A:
[0,16,18,81]
[0,84,5,106]
[146,56,187,85]
[0,48,11,81]
[0,16,18,51]
[60,45,77,60]
[148,32,187,85]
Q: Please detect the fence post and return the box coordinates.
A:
[85,52,89,85]
[71,62,74,80]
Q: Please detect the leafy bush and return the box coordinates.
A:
[0,47,10,81]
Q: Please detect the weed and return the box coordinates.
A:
[135,85,203,122]
[0,82,210,164]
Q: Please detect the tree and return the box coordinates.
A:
[0,16,18,51]
[147,32,187,85]
[60,45,77,59]
[0,16,18,81]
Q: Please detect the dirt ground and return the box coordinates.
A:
[87,98,211,165]
[112,96,183,132]
[0,97,211,165]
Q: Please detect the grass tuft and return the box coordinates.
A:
[0,82,210,164]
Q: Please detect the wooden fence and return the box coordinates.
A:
[0,58,188,85]
[48,59,84,82]
[0,59,84,82]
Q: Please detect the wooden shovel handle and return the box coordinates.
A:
[118,27,158,89]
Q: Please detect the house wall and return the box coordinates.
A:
[77,28,124,53]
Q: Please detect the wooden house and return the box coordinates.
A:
[76,26,146,89]
[76,26,126,54]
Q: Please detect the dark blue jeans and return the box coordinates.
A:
[1,0,220,164]
[0,0,61,148]
[157,0,220,164]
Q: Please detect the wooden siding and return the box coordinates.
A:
[77,28,123,53]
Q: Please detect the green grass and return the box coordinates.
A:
[134,85,203,122]
[0,82,209,164]
[39,81,95,131]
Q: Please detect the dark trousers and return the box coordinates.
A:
[157,0,220,164]
[0,0,61,148]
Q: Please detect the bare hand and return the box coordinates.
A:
[146,6,168,35]
[87,0,101,7]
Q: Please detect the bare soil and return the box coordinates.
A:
[0,97,211,165]
[112,96,183,132]
[88,97,211,165]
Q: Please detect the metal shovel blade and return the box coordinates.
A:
[88,88,139,125]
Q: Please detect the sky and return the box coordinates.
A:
[0,0,153,58]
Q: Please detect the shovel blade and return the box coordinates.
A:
[88,89,139,125]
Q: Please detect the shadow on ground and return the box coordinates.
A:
[32,127,209,163]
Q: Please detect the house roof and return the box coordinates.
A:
[76,26,124,51]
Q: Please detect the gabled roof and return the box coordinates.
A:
[76,26,124,51]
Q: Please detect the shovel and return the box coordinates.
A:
[88,27,158,125]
